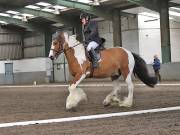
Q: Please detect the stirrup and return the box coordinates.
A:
[98,59,102,62]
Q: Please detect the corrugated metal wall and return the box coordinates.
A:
[24,32,45,58]
[0,27,22,60]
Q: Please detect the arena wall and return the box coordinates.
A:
[0,58,53,84]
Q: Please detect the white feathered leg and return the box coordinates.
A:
[66,74,87,110]
[66,86,87,110]
[103,79,122,106]
[119,73,134,107]
[119,50,135,107]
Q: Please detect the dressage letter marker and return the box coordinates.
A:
[0,106,180,128]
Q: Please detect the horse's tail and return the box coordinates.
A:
[132,53,157,87]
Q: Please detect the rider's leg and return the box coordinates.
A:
[87,41,99,51]
[87,41,100,68]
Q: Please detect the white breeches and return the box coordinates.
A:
[86,41,99,51]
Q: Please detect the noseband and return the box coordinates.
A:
[50,48,62,56]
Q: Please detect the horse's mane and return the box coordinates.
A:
[64,32,83,47]
[64,32,86,66]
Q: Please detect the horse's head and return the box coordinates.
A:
[49,31,66,60]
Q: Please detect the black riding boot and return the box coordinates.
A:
[89,48,100,68]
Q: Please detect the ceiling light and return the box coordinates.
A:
[6,10,19,15]
[170,7,180,11]
[54,8,60,15]
[12,15,23,20]
[42,8,55,13]
[21,13,34,18]
[0,21,8,25]
[0,13,11,17]
[99,0,109,2]
[169,17,174,20]
[77,0,93,4]
[52,23,64,27]
[169,11,180,17]
[93,0,100,5]
[139,12,159,18]
[25,5,41,10]
[139,12,173,20]
[36,2,51,7]
[53,5,67,10]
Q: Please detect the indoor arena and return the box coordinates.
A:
[0,0,180,135]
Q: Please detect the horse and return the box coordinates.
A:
[49,31,157,110]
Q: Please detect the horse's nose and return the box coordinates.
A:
[49,56,54,60]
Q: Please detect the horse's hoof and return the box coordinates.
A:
[110,101,119,106]
[103,103,111,107]
[66,107,77,112]
[119,103,132,108]
[66,101,78,110]
[119,97,133,107]
[103,100,111,107]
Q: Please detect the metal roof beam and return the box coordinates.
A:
[0,0,137,22]
[0,4,78,27]
[0,0,44,7]
[127,0,178,12]
[169,2,180,7]
[0,16,41,31]
[127,0,159,12]
[46,0,113,20]
[17,8,77,26]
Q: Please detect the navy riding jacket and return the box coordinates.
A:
[83,20,102,45]
[153,58,161,70]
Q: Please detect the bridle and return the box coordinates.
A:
[50,37,65,56]
[51,38,82,55]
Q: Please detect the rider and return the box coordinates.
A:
[80,13,102,68]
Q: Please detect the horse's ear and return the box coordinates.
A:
[52,31,63,40]
[56,31,64,40]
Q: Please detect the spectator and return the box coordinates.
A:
[153,54,161,82]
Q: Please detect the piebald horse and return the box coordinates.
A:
[49,31,157,110]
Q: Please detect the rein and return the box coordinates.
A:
[64,42,82,52]
[52,42,82,54]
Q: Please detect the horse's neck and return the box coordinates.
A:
[64,43,87,67]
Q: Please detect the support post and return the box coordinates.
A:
[112,9,122,47]
[20,32,24,59]
[44,27,53,57]
[159,0,171,63]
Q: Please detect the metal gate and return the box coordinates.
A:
[5,63,14,85]
[53,55,70,83]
